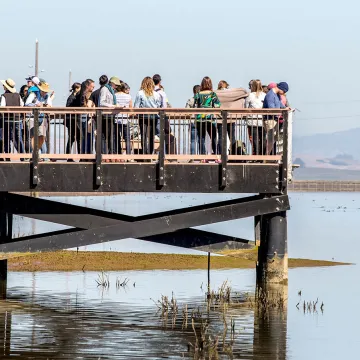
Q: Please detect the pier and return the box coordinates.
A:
[0,108,293,293]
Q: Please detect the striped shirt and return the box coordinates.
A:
[115,93,132,123]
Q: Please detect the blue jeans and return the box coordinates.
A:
[190,123,198,155]
[114,123,131,155]
[80,121,93,154]
[3,122,25,154]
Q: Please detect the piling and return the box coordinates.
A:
[256,211,288,284]
[0,205,12,298]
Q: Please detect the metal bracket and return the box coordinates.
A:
[157,110,165,187]
[220,110,228,188]
[95,110,103,187]
[31,109,39,186]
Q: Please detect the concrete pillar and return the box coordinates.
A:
[256,211,288,284]
[254,215,262,247]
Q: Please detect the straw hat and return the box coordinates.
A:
[0,78,16,93]
[38,82,52,93]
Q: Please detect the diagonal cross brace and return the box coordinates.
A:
[0,195,290,253]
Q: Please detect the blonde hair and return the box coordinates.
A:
[250,79,263,96]
[140,76,155,97]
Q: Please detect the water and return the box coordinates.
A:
[2,192,360,359]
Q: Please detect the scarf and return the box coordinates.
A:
[105,84,117,105]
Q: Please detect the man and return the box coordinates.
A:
[152,74,176,155]
[99,76,120,157]
[0,78,25,159]
[90,75,109,107]
[263,82,289,155]
[185,85,200,155]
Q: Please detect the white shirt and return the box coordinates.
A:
[0,94,24,107]
[25,92,52,107]
[245,91,266,126]
[154,85,168,109]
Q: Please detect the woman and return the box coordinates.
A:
[65,82,81,157]
[217,80,230,91]
[193,76,220,160]
[19,85,29,102]
[245,79,266,156]
[25,82,53,155]
[133,77,161,155]
[114,83,132,161]
[78,81,95,156]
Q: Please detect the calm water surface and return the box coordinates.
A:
[1,192,359,359]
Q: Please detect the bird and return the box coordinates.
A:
[133,282,136,287]
[298,290,302,296]
[320,302,324,311]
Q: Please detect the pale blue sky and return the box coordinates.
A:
[2,0,360,136]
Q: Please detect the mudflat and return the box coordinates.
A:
[6,249,350,272]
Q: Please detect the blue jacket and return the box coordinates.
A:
[263,89,285,109]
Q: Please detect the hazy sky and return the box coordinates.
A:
[2,0,360,136]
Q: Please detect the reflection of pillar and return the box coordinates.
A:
[254,215,261,247]
[253,284,288,360]
[0,311,12,356]
[0,210,13,299]
[257,211,288,284]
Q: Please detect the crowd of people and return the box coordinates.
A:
[0,74,290,162]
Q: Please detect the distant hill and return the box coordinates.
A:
[293,128,360,169]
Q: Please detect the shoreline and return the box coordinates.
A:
[6,250,350,272]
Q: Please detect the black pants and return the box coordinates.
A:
[114,123,131,155]
[248,126,266,155]
[217,123,236,155]
[138,115,156,154]
[196,121,217,155]
[101,116,115,154]
[65,118,80,154]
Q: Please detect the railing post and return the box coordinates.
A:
[220,110,228,188]
[32,109,39,186]
[158,110,165,187]
[281,111,292,192]
[95,109,103,187]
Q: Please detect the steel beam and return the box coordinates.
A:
[0,163,281,194]
[0,195,290,253]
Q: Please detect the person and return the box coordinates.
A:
[193,76,220,160]
[25,82,53,155]
[0,79,25,158]
[262,85,269,94]
[133,77,161,155]
[99,76,119,157]
[217,80,230,90]
[65,82,81,159]
[152,74,176,154]
[19,85,29,102]
[114,82,132,160]
[78,80,95,156]
[263,82,289,155]
[185,85,200,155]
[245,79,266,155]
[90,75,108,108]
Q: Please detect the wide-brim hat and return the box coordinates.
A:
[38,82,52,93]
[1,78,16,93]
[109,76,122,86]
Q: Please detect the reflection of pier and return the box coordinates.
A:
[1,108,292,292]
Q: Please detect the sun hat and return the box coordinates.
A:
[38,82,52,93]
[1,79,16,93]
[31,76,40,86]
[277,82,289,93]
[268,82,277,89]
[109,76,121,86]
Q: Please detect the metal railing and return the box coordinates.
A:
[0,108,292,171]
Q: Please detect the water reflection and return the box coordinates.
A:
[0,270,290,359]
